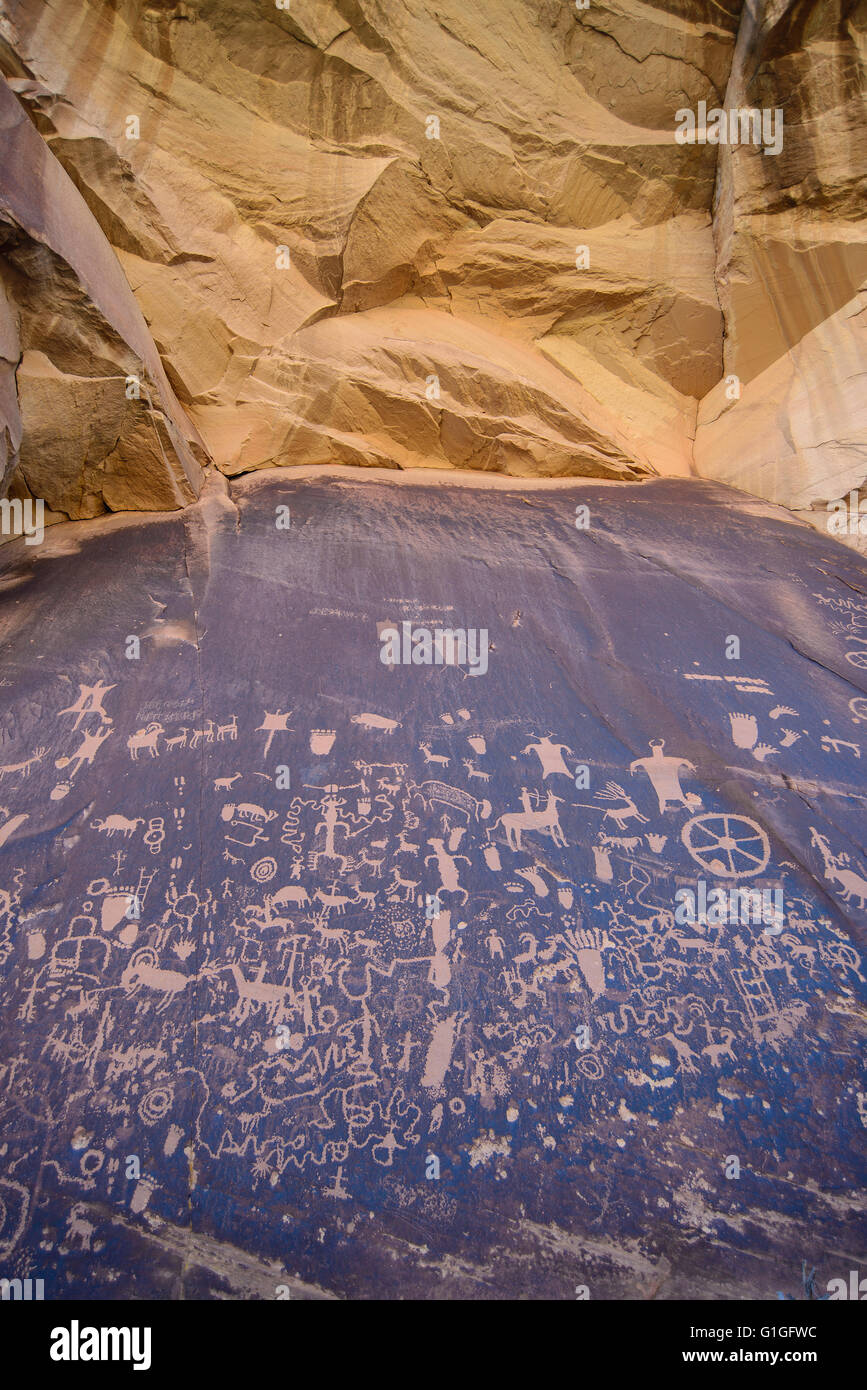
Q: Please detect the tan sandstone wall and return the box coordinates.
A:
[0,0,862,536]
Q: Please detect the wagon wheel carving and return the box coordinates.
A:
[681,813,769,878]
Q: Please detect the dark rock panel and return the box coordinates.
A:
[0,469,864,1299]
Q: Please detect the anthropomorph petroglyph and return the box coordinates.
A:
[521,735,573,779]
[630,740,700,813]
[58,682,116,729]
[257,710,294,756]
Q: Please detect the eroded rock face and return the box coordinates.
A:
[0,1,862,527]
[0,74,204,522]
[0,0,746,498]
[694,0,867,545]
[0,469,864,1298]
[0,273,22,494]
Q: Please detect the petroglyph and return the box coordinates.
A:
[0,476,864,1302]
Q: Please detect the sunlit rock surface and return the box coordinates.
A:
[694,0,867,542]
[1,0,863,531]
[0,471,864,1299]
[2,0,733,494]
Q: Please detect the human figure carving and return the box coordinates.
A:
[521,734,572,779]
[630,739,701,812]
[425,838,470,904]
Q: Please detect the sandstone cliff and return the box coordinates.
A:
[695,0,867,547]
[0,66,204,514]
[0,0,863,539]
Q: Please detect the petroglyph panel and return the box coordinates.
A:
[0,471,864,1299]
